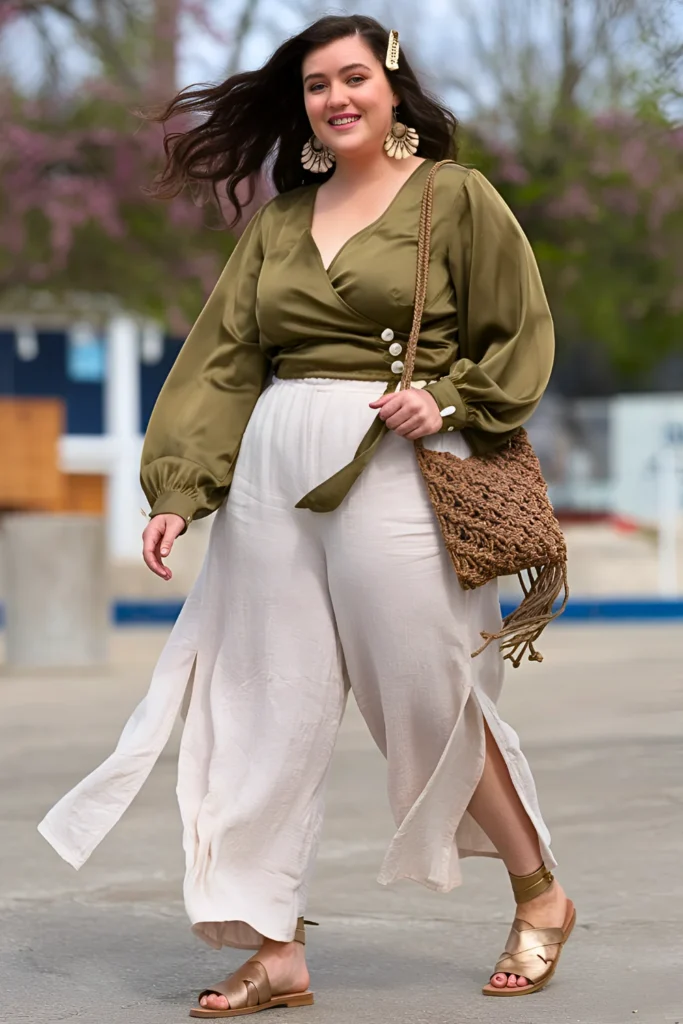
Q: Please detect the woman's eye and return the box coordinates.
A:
[307,75,364,93]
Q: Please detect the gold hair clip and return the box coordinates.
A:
[385,29,400,71]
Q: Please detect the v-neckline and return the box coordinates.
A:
[307,158,432,277]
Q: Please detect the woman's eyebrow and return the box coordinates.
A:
[303,62,372,84]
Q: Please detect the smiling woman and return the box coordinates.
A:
[142,15,457,221]
[38,12,571,1022]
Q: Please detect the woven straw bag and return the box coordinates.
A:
[401,160,569,667]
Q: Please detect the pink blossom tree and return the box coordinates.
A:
[0,0,262,331]
[464,105,683,382]
[3,0,683,377]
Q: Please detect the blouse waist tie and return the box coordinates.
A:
[294,379,399,513]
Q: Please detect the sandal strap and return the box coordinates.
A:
[505,919,566,956]
[492,919,564,985]
[197,959,271,1010]
[294,917,319,945]
[493,948,554,985]
[509,864,554,904]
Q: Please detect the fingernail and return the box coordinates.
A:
[161,548,169,556]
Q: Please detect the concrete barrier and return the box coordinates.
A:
[1,514,107,668]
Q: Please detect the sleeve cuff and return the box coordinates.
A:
[424,377,469,432]
[149,492,200,529]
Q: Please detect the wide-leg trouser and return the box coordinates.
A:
[37,376,555,950]
[178,377,554,949]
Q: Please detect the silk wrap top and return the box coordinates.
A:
[141,159,554,526]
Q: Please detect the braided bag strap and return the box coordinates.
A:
[399,159,456,395]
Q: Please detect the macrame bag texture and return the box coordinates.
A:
[400,160,569,667]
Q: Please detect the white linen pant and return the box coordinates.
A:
[38,377,554,951]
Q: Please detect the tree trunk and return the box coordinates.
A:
[149,0,180,100]
[554,0,581,135]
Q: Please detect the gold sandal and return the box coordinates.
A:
[482,865,576,997]
[189,917,317,1018]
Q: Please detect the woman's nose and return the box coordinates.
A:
[327,89,350,110]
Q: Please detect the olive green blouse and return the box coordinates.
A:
[141,159,554,526]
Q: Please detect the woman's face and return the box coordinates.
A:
[302,35,399,160]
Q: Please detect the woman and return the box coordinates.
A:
[38,14,575,1016]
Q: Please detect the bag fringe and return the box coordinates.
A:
[472,562,569,667]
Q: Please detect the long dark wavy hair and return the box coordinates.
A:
[146,14,458,225]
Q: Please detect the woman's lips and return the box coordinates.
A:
[327,115,362,131]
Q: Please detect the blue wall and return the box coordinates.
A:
[140,338,182,428]
[0,330,182,433]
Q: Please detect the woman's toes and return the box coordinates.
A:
[516,976,529,987]
[506,973,518,987]
[204,994,229,1010]
[491,973,508,987]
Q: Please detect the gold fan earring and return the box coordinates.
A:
[301,134,335,173]
[384,106,419,160]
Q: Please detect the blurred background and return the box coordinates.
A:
[1,0,683,649]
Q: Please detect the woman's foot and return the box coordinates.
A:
[199,937,310,1012]
[489,879,568,990]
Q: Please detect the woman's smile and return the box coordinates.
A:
[327,114,362,130]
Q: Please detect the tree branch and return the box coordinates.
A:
[13,0,143,90]
[29,7,63,91]
[226,0,261,76]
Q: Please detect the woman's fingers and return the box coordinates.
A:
[371,389,443,438]
[404,424,430,440]
[142,514,186,580]
[159,516,185,557]
[368,393,394,410]
[379,394,429,435]
[142,520,169,579]
[394,415,425,437]
[372,392,412,421]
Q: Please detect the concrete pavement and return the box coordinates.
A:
[0,624,682,1024]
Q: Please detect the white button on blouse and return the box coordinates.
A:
[440,405,456,418]
[388,342,402,357]
[391,360,404,374]
[381,328,395,342]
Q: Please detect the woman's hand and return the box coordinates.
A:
[369,388,442,440]
[142,513,187,580]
